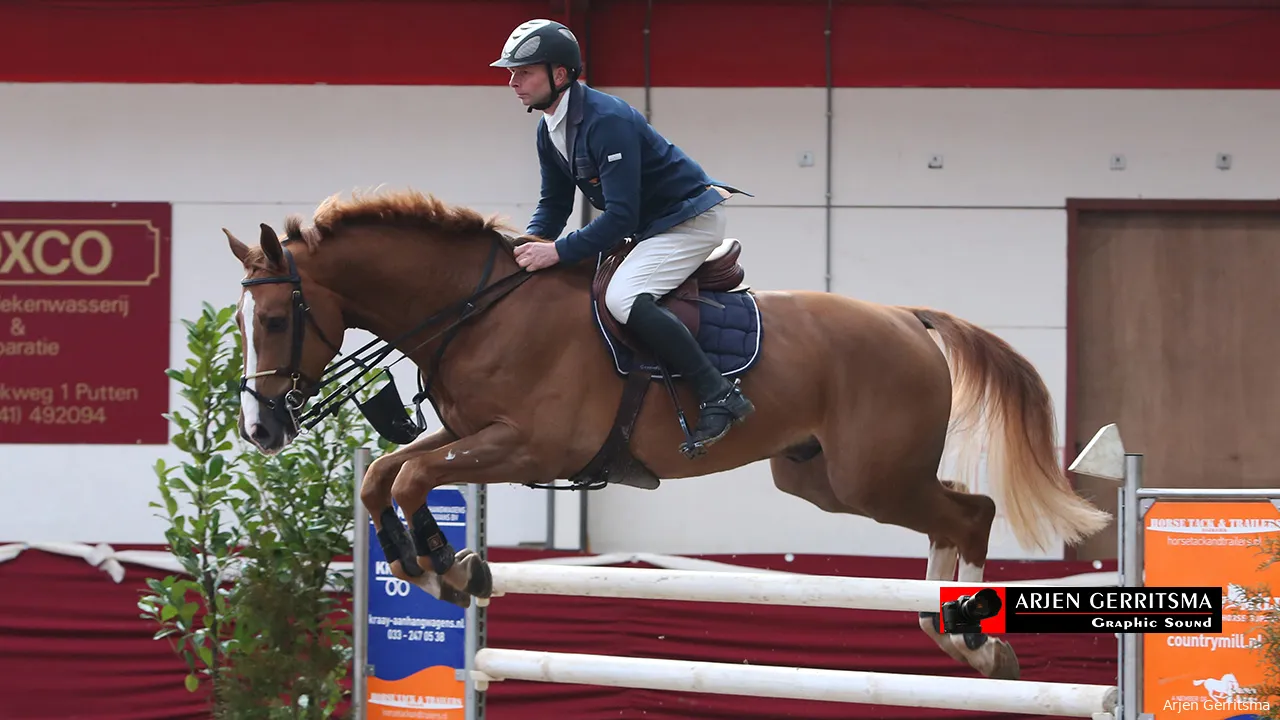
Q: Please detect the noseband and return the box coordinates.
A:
[239,246,342,432]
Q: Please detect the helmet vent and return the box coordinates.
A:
[513,36,541,59]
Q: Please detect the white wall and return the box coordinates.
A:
[0,83,568,548]
[4,82,1278,561]
[585,86,1280,561]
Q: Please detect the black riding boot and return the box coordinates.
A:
[625,293,755,456]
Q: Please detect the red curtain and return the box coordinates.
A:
[0,546,209,720]
[0,547,1115,719]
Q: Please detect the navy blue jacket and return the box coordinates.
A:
[525,81,747,266]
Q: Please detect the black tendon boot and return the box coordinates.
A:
[625,293,754,456]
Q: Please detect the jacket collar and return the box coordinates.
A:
[564,81,585,167]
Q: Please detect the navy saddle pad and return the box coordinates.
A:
[592,289,762,380]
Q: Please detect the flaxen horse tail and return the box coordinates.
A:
[911,308,1112,552]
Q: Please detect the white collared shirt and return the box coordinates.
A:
[543,91,571,161]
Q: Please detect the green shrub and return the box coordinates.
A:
[138,301,395,718]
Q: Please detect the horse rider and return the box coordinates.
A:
[492,19,755,457]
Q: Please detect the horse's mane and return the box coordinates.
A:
[280,187,525,254]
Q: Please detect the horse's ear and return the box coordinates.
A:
[224,228,251,263]
[259,223,284,267]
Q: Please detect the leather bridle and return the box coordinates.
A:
[239,246,343,434]
[238,234,532,444]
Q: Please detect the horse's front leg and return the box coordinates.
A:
[361,427,456,520]
[390,421,532,603]
[360,427,456,581]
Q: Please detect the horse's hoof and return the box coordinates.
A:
[440,584,472,609]
[917,613,969,664]
[408,569,444,599]
[405,562,470,608]
[987,639,1021,680]
[439,550,491,598]
[459,551,493,598]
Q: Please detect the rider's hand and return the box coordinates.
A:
[514,239,560,271]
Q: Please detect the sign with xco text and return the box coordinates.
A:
[1143,500,1280,720]
[0,202,171,444]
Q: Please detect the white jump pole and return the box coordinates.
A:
[484,562,1102,613]
[488,563,948,611]
[473,648,1119,718]
[350,426,1131,720]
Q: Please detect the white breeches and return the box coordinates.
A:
[604,200,728,324]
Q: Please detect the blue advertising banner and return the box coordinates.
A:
[365,487,469,720]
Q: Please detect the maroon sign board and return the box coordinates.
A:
[0,202,171,444]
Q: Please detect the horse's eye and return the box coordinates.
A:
[264,316,289,333]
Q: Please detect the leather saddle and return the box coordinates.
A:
[550,236,748,492]
[591,236,748,350]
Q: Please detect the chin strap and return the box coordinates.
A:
[527,62,577,113]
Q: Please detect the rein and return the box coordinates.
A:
[239,232,532,443]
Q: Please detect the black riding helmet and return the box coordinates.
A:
[490,19,582,112]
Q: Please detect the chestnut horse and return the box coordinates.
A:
[225,188,1111,681]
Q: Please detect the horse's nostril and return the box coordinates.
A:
[250,423,271,443]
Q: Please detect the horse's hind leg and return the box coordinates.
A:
[945,480,1021,680]
[912,480,1021,679]
[915,486,969,666]
[827,460,1021,681]
[770,445,848,514]
[772,454,996,670]
[772,446,1020,680]
[912,479,1020,680]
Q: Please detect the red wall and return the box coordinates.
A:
[2,0,1278,88]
